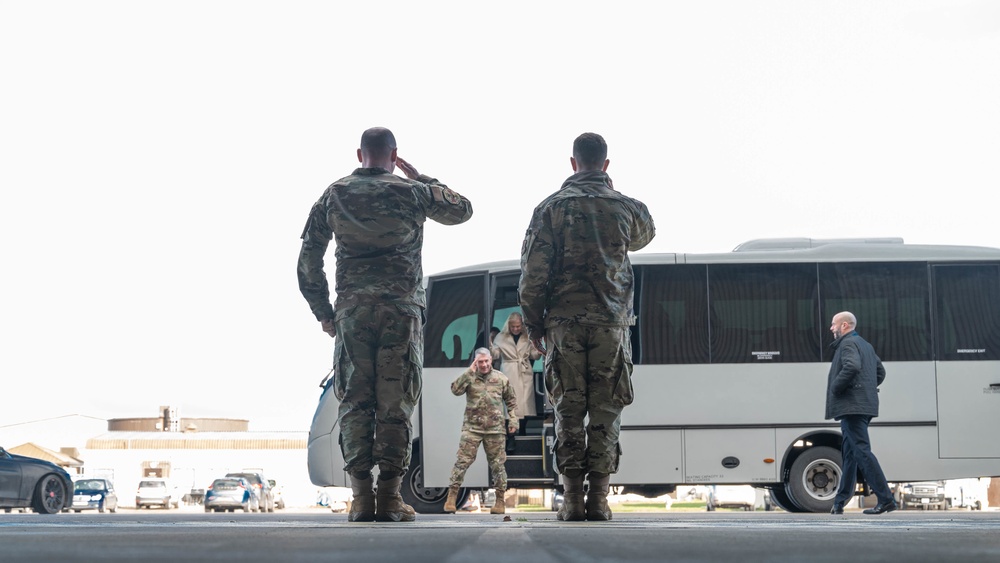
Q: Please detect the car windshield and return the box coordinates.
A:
[75,480,106,491]
[139,481,165,488]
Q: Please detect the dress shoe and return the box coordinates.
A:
[862,502,897,515]
[830,503,844,515]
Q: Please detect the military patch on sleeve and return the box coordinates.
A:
[441,187,461,205]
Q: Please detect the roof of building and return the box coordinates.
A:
[86,431,307,450]
[9,442,84,467]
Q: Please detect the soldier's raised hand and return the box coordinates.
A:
[395,156,420,180]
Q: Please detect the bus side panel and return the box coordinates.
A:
[627,365,829,426]
[614,430,682,485]
[683,429,777,484]
[936,361,1000,458]
[421,367,489,488]
[871,425,1000,480]
[876,362,938,423]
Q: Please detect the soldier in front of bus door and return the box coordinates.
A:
[297,127,473,523]
[518,132,656,521]
[444,348,519,515]
[826,311,897,515]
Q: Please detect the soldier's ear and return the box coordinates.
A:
[602,159,610,172]
[357,149,363,163]
[570,157,578,172]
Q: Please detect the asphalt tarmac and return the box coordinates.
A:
[2,508,999,562]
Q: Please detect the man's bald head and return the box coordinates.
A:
[360,127,397,161]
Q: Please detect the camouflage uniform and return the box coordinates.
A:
[299,167,473,475]
[448,367,519,489]
[519,170,654,475]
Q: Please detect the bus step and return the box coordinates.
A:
[505,456,548,480]
[509,435,545,456]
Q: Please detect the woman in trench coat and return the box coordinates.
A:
[491,312,543,419]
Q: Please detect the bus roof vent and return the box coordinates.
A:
[732,237,905,252]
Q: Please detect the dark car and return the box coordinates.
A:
[0,446,73,514]
[71,478,118,513]
[205,477,258,513]
[225,471,274,512]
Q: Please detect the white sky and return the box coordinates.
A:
[1,1,998,432]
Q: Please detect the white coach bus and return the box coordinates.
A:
[310,238,1000,513]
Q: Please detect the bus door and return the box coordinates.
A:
[421,271,490,487]
[489,273,556,486]
[933,264,1000,458]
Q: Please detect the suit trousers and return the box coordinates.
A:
[834,414,893,506]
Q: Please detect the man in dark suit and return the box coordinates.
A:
[826,311,897,515]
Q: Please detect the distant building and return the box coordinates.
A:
[2,407,318,508]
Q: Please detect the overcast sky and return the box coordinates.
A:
[2,1,998,433]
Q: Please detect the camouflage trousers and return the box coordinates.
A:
[449,431,508,490]
[333,304,423,475]
[544,324,634,476]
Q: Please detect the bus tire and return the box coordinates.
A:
[785,446,842,513]
[767,486,805,513]
[400,442,470,513]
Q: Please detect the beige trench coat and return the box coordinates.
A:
[491,333,542,418]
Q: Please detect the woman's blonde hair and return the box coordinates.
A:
[500,312,524,336]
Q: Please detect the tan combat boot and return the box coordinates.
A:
[490,488,506,514]
[586,472,612,521]
[348,472,375,522]
[443,485,460,513]
[557,472,586,521]
[375,473,416,522]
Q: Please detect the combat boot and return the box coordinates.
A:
[585,472,612,521]
[374,472,416,522]
[348,472,375,522]
[557,472,586,521]
[443,485,460,513]
[490,488,506,514]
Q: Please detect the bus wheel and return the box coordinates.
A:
[785,446,842,513]
[767,486,805,513]
[400,443,470,513]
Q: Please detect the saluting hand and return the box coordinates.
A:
[395,156,420,180]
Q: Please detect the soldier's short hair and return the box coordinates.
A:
[360,127,397,160]
[573,132,608,168]
[474,347,491,359]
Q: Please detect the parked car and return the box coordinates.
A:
[0,446,73,514]
[707,485,756,511]
[205,478,259,513]
[268,479,285,510]
[135,478,177,509]
[226,471,274,512]
[897,481,947,510]
[944,478,989,510]
[71,478,118,513]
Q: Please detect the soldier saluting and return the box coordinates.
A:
[519,132,655,521]
[444,348,519,514]
[298,127,473,522]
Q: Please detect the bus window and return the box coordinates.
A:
[708,263,820,363]
[640,264,709,364]
[820,262,930,362]
[934,264,1000,361]
[424,274,485,368]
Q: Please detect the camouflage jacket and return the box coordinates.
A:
[518,170,655,336]
[298,168,473,321]
[451,367,518,435]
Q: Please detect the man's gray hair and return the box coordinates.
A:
[474,347,491,359]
